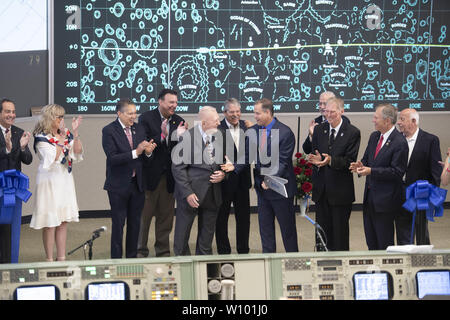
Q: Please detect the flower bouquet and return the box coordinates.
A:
[294,152,313,216]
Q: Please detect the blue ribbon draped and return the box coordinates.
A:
[402,180,447,244]
[0,169,32,263]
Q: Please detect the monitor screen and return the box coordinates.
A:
[416,270,450,299]
[353,272,392,300]
[14,285,59,300]
[85,281,129,300]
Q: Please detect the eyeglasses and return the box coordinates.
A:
[56,115,64,119]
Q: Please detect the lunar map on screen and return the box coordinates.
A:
[53,0,450,114]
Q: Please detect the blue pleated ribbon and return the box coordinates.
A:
[0,169,32,263]
[402,180,447,244]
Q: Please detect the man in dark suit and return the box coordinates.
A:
[102,98,156,259]
[308,97,360,251]
[215,98,252,254]
[137,89,187,257]
[250,98,298,253]
[350,104,408,250]
[172,106,234,256]
[302,91,335,154]
[395,108,442,245]
[0,98,33,263]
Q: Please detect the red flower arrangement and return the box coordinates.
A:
[294,152,313,199]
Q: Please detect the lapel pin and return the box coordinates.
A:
[340,132,344,137]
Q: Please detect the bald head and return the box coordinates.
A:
[397,108,419,138]
[199,106,220,133]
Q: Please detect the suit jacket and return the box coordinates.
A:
[0,125,32,172]
[311,120,361,205]
[302,115,350,154]
[172,126,229,208]
[138,109,184,193]
[219,119,252,196]
[249,118,296,200]
[361,128,408,212]
[102,119,150,193]
[404,129,441,188]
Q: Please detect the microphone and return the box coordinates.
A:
[93,226,107,234]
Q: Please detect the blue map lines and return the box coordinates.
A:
[54,0,450,114]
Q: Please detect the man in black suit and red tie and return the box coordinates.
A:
[137,89,187,257]
[308,97,360,251]
[350,104,408,250]
[215,98,252,254]
[102,98,156,259]
[0,98,33,263]
[395,108,442,245]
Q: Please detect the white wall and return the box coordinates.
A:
[16,111,450,216]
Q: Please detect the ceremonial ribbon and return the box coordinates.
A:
[402,180,447,244]
[34,130,74,173]
[0,169,32,263]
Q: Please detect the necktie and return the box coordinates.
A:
[125,127,133,149]
[374,134,384,159]
[5,128,9,134]
[161,118,168,141]
[231,125,239,150]
[329,128,336,146]
[205,136,214,163]
[260,127,267,150]
[125,127,135,177]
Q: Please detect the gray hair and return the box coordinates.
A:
[224,98,241,112]
[377,103,397,124]
[409,109,420,125]
[326,97,344,111]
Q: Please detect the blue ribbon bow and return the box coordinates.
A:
[402,180,447,244]
[0,169,32,263]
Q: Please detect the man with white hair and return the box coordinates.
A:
[396,108,442,245]
[172,106,232,255]
[302,91,335,154]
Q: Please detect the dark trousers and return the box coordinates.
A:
[315,193,352,251]
[215,189,250,254]
[137,174,175,257]
[0,225,11,263]
[395,208,430,245]
[173,195,219,256]
[107,178,144,259]
[256,192,298,253]
[363,190,395,250]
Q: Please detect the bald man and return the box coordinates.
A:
[172,106,232,255]
[396,108,442,245]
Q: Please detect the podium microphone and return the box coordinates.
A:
[93,226,107,234]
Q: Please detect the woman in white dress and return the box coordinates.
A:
[30,104,83,261]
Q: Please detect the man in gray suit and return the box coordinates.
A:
[172,106,233,255]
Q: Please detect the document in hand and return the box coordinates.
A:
[263,175,288,198]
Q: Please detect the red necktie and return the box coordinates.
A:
[125,127,133,149]
[374,134,384,159]
[125,127,135,177]
[161,118,168,140]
